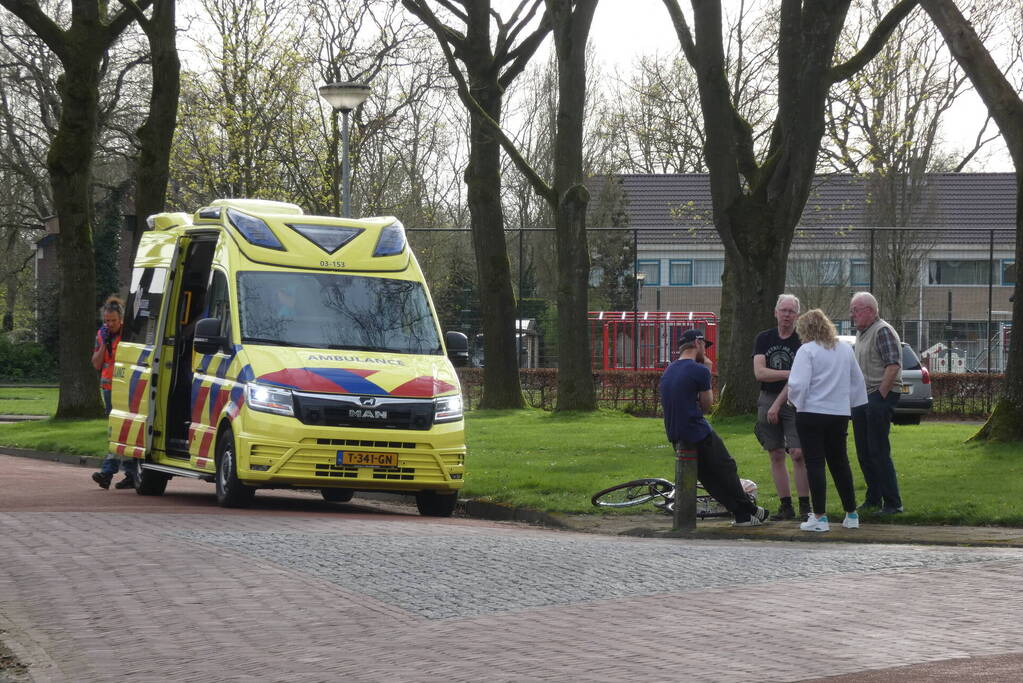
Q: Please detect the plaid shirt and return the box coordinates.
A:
[874,325,901,367]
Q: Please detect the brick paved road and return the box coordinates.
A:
[2,454,1023,682]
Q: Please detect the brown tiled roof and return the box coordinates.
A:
[588,172,1018,232]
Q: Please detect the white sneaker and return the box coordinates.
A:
[843,512,860,529]
[732,506,770,527]
[800,513,830,532]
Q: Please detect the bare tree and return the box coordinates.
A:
[824,0,1000,176]
[595,57,707,174]
[0,0,153,418]
[821,2,1005,332]
[922,0,1023,441]
[785,237,855,321]
[402,0,554,410]
[659,0,919,415]
[169,0,311,206]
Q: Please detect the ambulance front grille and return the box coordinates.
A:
[277,449,447,483]
[292,392,434,431]
[314,463,360,478]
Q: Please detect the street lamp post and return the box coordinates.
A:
[633,271,646,370]
[318,82,371,218]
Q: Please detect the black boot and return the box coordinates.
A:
[770,503,796,521]
[91,472,112,490]
[114,474,136,490]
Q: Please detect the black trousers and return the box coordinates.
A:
[677,431,756,517]
[794,412,857,516]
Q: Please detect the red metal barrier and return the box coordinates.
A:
[588,311,719,371]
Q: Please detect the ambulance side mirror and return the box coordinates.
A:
[194,317,229,355]
[445,331,469,367]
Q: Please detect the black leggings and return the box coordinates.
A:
[794,412,857,516]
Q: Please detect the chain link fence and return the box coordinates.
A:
[408,225,1016,374]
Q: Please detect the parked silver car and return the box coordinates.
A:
[837,336,933,425]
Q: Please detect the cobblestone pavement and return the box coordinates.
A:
[2,455,1023,681]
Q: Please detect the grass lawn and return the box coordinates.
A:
[1,392,1020,525]
[463,410,1023,526]
[0,417,107,456]
[0,386,58,416]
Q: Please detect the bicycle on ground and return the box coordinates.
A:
[591,477,757,518]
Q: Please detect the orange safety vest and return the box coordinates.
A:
[95,329,121,390]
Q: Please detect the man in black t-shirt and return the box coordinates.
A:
[752,294,809,521]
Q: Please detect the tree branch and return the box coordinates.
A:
[403,0,554,202]
[829,0,920,83]
[498,11,551,90]
[439,25,554,202]
[0,0,67,61]
[104,0,154,46]
[659,0,696,68]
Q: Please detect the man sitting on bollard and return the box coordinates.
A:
[660,329,770,527]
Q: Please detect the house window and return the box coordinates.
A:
[668,259,691,286]
[820,259,842,285]
[693,259,724,286]
[928,259,993,285]
[637,260,660,286]
[1002,260,1016,286]
[850,259,869,286]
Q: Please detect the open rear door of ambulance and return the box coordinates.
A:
[108,231,181,463]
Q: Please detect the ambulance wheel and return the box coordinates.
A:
[415,491,457,517]
[215,428,255,508]
[135,468,170,496]
[321,488,354,503]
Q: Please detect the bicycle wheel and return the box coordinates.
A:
[591,478,674,508]
[694,482,730,518]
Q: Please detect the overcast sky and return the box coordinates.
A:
[586,0,1013,172]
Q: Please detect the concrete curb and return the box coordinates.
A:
[460,498,571,530]
[612,522,1023,548]
[0,446,101,467]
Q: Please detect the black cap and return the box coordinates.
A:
[680,328,712,347]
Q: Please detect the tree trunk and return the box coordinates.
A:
[922,0,1023,441]
[973,175,1023,441]
[549,0,597,412]
[677,0,859,415]
[400,0,535,410]
[466,88,525,409]
[52,56,104,419]
[553,184,595,411]
[714,206,792,415]
[131,0,180,261]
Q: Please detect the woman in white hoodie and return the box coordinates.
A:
[786,309,868,532]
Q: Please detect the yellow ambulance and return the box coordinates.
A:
[108,199,465,515]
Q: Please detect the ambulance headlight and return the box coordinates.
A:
[373,221,406,256]
[434,394,463,423]
[246,383,294,417]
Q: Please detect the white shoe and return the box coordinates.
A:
[843,512,860,529]
[800,513,830,532]
[732,506,770,527]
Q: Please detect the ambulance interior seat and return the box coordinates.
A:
[166,240,216,455]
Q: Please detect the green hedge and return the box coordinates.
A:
[0,336,57,382]
[930,373,1001,417]
[459,368,1002,419]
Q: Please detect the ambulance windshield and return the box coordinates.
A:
[237,271,442,355]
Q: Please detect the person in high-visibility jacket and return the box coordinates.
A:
[90,296,136,490]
